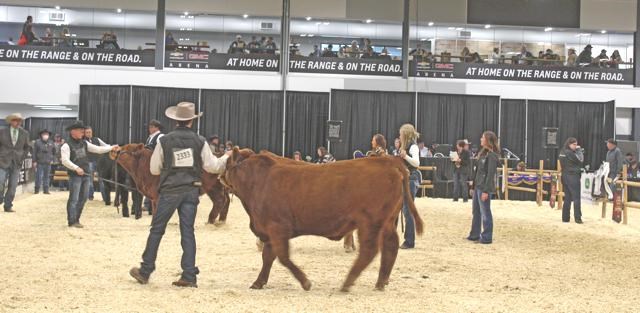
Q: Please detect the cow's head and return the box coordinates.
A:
[111,143,149,175]
[220,147,255,191]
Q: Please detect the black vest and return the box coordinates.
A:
[158,127,204,194]
[145,132,163,150]
[68,139,90,175]
[404,144,417,171]
[87,137,102,162]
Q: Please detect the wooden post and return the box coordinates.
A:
[556,160,563,210]
[536,160,544,206]
[623,164,628,225]
[503,158,509,201]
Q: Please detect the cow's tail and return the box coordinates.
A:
[402,167,424,235]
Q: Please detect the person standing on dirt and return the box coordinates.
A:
[559,137,584,224]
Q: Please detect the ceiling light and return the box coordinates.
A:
[300,34,307,37]
[305,16,312,21]
[484,24,491,29]
[365,19,373,24]
[420,38,427,41]
[55,5,60,10]
[316,22,321,25]
[308,34,314,37]
[455,27,463,30]
[242,14,249,19]
[428,22,434,26]
[544,27,553,32]
[186,28,192,31]
[447,27,455,30]
[116,8,122,13]
[40,107,72,111]
[323,22,330,25]
[184,11,189,15]
[601,30,607,34]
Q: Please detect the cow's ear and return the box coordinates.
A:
[232,146,241,162]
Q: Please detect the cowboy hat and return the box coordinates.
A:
[5,113,23,123]
[65,120,87,131]
[165,102,203,121]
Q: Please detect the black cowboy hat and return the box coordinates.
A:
[65,120,87,131]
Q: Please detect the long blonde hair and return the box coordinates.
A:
[399,124,419,151]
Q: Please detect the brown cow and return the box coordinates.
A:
[221,148,424,292]
[110,144,231,224]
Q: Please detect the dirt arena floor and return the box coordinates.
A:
[1,191,639,313]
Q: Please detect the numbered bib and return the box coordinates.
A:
[172,148,194,168]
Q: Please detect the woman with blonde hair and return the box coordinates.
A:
[398,124,421,249]
[467,131,500,244]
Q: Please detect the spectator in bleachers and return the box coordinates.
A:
[315,146,335,164]
[209,135,221,154]
[321,44,337,57]
[363,38,372,52]
[346,40,360,58]
[487,47,500,64]
[379,47,392,61]
[461,47,471,62]
[596,49,609,67]
[629,160,639,178]
[293,151,303,162]
[165,31,178,48]
[259,36,267,47]
[42,28,53,46]
[337,46,347,58]
[417,138,431,158]
[225,141,234,152]
[577,44,593,65]
[566,48,577,66]
[368,134,388,156]
[361,47,376,59]
[517,46,533,65]
[247,36,260,53]
[264,37,277,54]
[20,23,38,46]
[309,45,321,57]
[228,35,246,54]
[625,153,634,166]
[100,31,120,49]
[392,137,401,156]
[57,28,72,48]
[609,50,622,69]
[409,43,428,62]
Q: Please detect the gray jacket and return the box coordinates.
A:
[0,127,31,169]
[33,139,55,164]
[606,147,624,178]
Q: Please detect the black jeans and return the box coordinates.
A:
[453,171,469,202]
[562,173,582,222]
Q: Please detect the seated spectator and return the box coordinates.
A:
[57,28,72,48]
[361,47,377,59]
[346,40,360,58]
[409,43,428,61]
[263,37,277,54]
[363,38,372,51]
[247,36,260,53]
[487,47,500,64]
[629,160,640,178]
[515,161,526,172]
[228,35,246,54]
[566,48,577,66]
[379,47,392,61]
[596,49,609,67]
[293,151,303,161]
[461,47,471,62]
[417,139,432,157]
[321,44,337,57]
[309,45,321,57]
[576,44,593,65]
[518,46,533,65]
[392,137,401,156]
[165,31,178,48]
[470,52,483,63]
[609,50,622,69]
[315,146,335,164]
[225,141,234,152]
[42,28,53,46]
[337,46,347,58]
[100,31,120,49]
[441,51,452,62]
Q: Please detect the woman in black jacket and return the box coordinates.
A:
[467,131,499,244]
[559,137,584,223]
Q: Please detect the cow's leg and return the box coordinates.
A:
[206,190,222,225]
[250,241,276,289]
[343,231,356,253]
[270,235,311,291]
[341,224,382,292]
[120,185,130,217]
[218,191,231,222]
[375,223,399,291]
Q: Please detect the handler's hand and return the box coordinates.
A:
[111,145,121,152]
[75,168,85,176]
[399,150,407,158]
[481,192,489,202]
[225,150,233,157]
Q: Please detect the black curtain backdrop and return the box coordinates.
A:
[25,117,77,140]
[285,91,329,159]
[499,99,527,160]
[200,89,283,154]
[330,89,415,160]
[79,85,130,144]
[417,93,499,148]
[130,86,199,143]
[526,100,615,170]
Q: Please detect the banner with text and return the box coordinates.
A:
[411,62,633,85]
[288,56,402,76]
[0,45,154,67]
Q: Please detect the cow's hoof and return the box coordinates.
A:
[374,283,386,291]
[214,221,226,227]
[343,245,356,253]
[301,280,312,291]
[250,281,264,289]
[340,286,350,293]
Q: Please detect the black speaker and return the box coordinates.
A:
[327,120,343,142]
[542,127,559,148]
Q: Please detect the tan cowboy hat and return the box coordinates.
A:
[165,102,203,121]
[5,113,23,123]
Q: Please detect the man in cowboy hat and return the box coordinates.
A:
[33,129,55,194]
[60,120,119,228]
[130,101,231,288]
[142,119,165,214]
[0,113,30,212]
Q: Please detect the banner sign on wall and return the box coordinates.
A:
[411,62,633,85]
[289,56,402,76]
[0,45,154,67]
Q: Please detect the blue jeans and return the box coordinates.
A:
[66,173,91,225]
[140,188,200,282]
[35,163,51,192]
[87,161,103,200]
[401,170,420,247]
[469,189,493,243]
[453,171,469,202]
[0,165,20,210]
